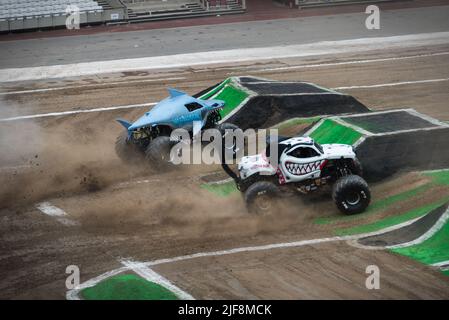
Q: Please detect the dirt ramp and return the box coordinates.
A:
[197,76,369,129]
[305,109,449,181]
[358,202,449,247]
[228,94,368,129]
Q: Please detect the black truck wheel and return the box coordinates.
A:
[245,181,281,215]
[145,136,175,170]
[332,175,371,215]
[115,131,143,164]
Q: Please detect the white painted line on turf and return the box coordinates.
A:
[349,206,449,251]
[66,267,128,300]
[0,102,156,122]
[432,260,449,268]
[0,77,186,96]
[253,51,449,73]
[66,216,433,300]
[346,217,424,251]
[333,78,449,90]
[386,207,449,249]
[35,201,78,226]
[141,221,419,268]
[36,202,67,217]
[205,178,234,185]
[2,32,449,82]
[121,259,195,300]
[113,179,160,189]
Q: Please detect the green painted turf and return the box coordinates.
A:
[200,78,231,100]
[317,169,449,226]
[310,119,362,145]
[80,274,179,300]
[442,270,449,277]
[201,181,237,197]
[391,217,449,265]
[214,84,249,118]
[423,169,449,186]
[315,183,433,225]
[199,78,249,118]
[335,199,449,236]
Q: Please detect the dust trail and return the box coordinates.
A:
[0,97,150,209]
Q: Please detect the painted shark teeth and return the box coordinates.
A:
[285,161,323,176]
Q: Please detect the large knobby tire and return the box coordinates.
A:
[145,136,175,170]
[332,175,371,215]
[115,131,143,164]
[216,122,240,162]
[244,181,281,215]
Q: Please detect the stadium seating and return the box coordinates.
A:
[0,0,245,32]
[122,0,245,24]
[0,0,103,20]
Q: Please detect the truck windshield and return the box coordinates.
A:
[314,142,324,154]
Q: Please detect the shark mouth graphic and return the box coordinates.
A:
[285,160,324,176]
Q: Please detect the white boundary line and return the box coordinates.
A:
[204,177,234,185]
[66,267,128,300]
[0,77,186,96]
[65,210,446,300]
[386,206,449,249]
[218,77,257,123]
[333,78,449,90]
[35,202,78,226]
[332,117,373,136]
[141,219,424,268]
[253,51,449,73]
[348,204,449,251]
[121,259,195,300]
[432,260,449,268]
[347,216,426,251]
[0,78,448,123]
[2,31,449,83]
[0,102,156,122]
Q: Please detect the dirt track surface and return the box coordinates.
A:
[1,43,449,299]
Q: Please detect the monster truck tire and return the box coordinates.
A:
[216,123,241,162]
[145,136,175,170]
[332,175,371,215]
[245,181,281,215]
[115,131,143,164]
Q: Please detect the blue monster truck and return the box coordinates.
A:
[115,88,238,168]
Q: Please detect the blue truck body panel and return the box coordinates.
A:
[117,88,224,134]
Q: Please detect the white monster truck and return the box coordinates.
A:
[222,136,371,215]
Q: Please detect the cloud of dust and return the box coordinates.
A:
[0,97,148,209]
[74,175,326,240]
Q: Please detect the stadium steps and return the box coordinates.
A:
[296,0,398,8]
[111,1,245,25]
[97,0,112,10]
